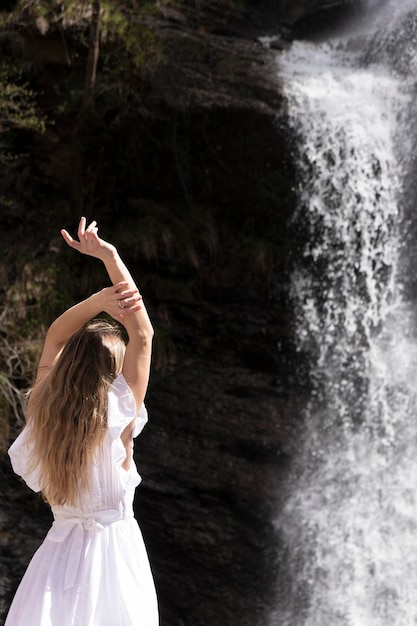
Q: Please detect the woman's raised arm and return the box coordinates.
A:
[61,217,154,412]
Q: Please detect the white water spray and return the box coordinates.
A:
[271,2,417,625]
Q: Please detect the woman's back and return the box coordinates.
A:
[6,376,158,626]
[52,373,147,513]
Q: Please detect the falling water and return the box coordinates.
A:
[271,2,417,624]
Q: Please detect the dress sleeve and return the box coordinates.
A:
[107,374,149,469]
[8,424,42,493]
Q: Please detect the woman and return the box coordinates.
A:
[5,217,158,626]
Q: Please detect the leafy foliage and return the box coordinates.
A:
[0,49,46,166]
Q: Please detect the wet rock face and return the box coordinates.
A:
[135,284,304,625]
[186,0,359,26]
[0,0,357,624]
[140,363,293,626]
[149,27,283,116]
[152,0,363,49]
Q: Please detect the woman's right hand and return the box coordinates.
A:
[61,216,115,261]
[99,282,142,323]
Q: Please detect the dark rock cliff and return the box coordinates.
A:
[0,1,357,624]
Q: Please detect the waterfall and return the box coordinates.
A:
[270,2,417,624]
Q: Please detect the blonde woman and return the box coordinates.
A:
[5,217,158,626]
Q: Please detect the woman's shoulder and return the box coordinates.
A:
[108,374,148,438]
[109,373,135,402]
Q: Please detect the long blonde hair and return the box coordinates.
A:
[26,320,126,506]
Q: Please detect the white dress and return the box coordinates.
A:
[5,374,159,626]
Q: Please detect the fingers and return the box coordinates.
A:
[86,220,97,233]
[102,283,142,323]
[113,283,142,312]
[113,281,129,292]
[114,282,141,301]
[122,295,142,309]
[117,293,142,309]
[85,220,98,240]
[78,216,86,239]
[61,229,80,249]
[60,229,72,243]
[77,217,98,241]
[63,216,97,245]
[116,288,140,301]
[122,301,142,315]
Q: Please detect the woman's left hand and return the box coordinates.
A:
[99,282,142,323]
